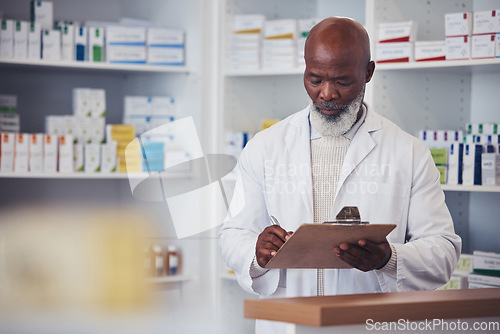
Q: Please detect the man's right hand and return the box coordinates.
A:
[255,226,292,267]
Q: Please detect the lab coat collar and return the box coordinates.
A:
[284,104,382,220]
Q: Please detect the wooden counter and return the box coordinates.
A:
[244,288,500,327]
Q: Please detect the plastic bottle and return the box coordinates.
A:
[166,245,180,275]
[153,245,164,276]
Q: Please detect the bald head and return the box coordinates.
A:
[305,17,371,67]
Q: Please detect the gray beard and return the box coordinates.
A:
[309,86,365,137]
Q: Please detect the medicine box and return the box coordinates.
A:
[107,45,146,64]
[375,42,413,63]
[29,133,43,172]
[473,10,500,35]
[0,113,20,132]
[74,26,87,61]
[496,33,500,57]
[73,143,83,172]
[445,12,473,37]
[481,153,500,186]
[147,28,184,46]
[445,36,470,60]
[100,141,117,173]
[59,23,75,62]
[472,33,496,59]
[0,132,15,172]
[30,1,53,30]
[463,143,483,185]
[58,135,73,173]
[90,89,106,118]
[13,133,28,172]
[378,21,416,43]
[148,47,184,66]
[28,22,41,60]
[0,95,17,113]
[73,88,93,117]
[1,20,14,59]
[14,21,29,59]
[448,142,464,185]
[415,40,446,61]
[84,143,100,172]
[41,29,61,61]
[263,19,297,40]
[89,27,104,62]
[233,15,265,34]
[43,134,57,173]
[106,26,146,45]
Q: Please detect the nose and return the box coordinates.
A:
[319,82,339,102]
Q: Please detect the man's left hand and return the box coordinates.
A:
[333,239,391,272]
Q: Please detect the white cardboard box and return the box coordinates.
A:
[58,135,74,173]
[263,19,297,39]
[463,143,483,185]
[473,9,500,35]
[84,143,100,172]
[60,24,75,61]
[496,33,500,57]
[14,21,29,59]
[41,29,61,61]
[0,132,15,172]
[147,28,184,46]
[106,26,146,45]
[14,133,29,172]
[445,36,470,60]
[0,19,14,58]
[43,134,58,173]
[233,15,265,33]
[73,143,84,172]
[147,47,184,66]
[74,26,87,61]
[28,22,41,60]
[106,45,146,64]
[30,1,53,30]
[415,40,446,61]
[378,21,416,43]
[29,133,44,172]
[376,42,413,63]
[481,153,500,186]
[100,141,117,173]
[445,12,473,37]
[472,33,496,59]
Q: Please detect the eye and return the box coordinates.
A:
[310,80,322,85]
[337,81,352,87]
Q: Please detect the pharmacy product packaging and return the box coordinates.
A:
[375,42,413,63]
[497,33,500,57]
[28,22,41,60]
[100,141,117,173]
[106,26,146,64]
[447,142,464,185]
[58,134,74,173]
[147,28,184,46]
[473,10,500,35]
[378,21,417,43]
[45,115,65,136]
[445,12,473,37]
[88,117,105,144]
[14,21,29,59]
[430,148,448,184]
[30,1,53,30]
[84,143,100,172]
[73,88,93,117]
[106,45,146,64]
[73,143,83,172]
[415,40,446,61]
[90,88,106,118]
[472,33,496,59]
[74,26,87,61]
[263,19,297,40]
[473,250,500,271]
[0,113,20,132]
[233,14,265,34]
[0,20,14,58]
[481,153,500,186]
[147,47,184,66]
[29,133,43,172]
[41,29,61,61]
[89,27,104,62]
[141,140,164,172]
[13,133,29,172]
[59,23,75,61]
[0,95,17,113]
[0,132,15,172]
[43,134,57,173]
[445,36,470,60]
[463,143,483,185]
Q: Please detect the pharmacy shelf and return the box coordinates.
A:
[0,58,191,74]
[146,274,193,284]
[225,66,305,77]
[376,58,500,72]
[0,172,191,179]
[442,184,500,193]
[220,272,237,281]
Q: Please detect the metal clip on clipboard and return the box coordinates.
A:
[324,206,369,225]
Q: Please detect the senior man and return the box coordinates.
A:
[219,17,461,334]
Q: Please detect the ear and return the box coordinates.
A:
[365,61,375,83]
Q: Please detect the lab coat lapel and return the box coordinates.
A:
[335,109,382,199]
[284,109,314,222]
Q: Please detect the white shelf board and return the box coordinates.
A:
[0,172,191,179]
[0,58,191,74]
[376,58,500,72]
[146,274,193,284]
[442,184,500,193]
[225,66,305,77]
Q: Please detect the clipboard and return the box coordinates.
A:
[264,223,396,269]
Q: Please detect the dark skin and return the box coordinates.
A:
[256,18,391,271]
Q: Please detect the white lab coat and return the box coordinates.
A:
[219,106,461,333]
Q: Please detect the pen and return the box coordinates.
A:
[270,215,280,226]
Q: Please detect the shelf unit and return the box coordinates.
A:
[146,274,193,284]
[0,172,191,179]
[442,185,500,193]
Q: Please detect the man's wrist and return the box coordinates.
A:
[377,243,397,278]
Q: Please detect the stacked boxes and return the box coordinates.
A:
[415,40,446,62]
[123,96,175,135]
[27,22,41,60]
[471,10,499,59]
[0,95,20,133]
[445,12,472,60]
[106,26,147,64]
[14,21,29,59]
[106,124,138,173]
[227,15,265,71]
[375,21,416,63]
[0,19,14,59]
[30,1,53,30]
[41,29,61,61]
[262,19,297,69]
[297,18,320,67]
